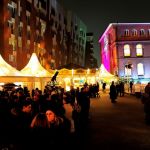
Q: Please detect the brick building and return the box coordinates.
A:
[99,23,150,83]
[0,0,87,70]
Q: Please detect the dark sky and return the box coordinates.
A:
[57,0,150,65]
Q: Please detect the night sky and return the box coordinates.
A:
[58,0,150,66]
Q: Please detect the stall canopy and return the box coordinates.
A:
[20,53,52,77]
[75,68,87,75]
[0,54,23,76]
[58,68,72,77]
[99,64,115,78]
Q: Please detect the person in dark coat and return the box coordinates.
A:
[130,81,133,94]
[78,86,90,126]
[102,82,106,92]
[143,82,150,125]
[109,81,117,103]
[18,99,34,129]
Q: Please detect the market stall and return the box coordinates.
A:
[98,64,118,88]
[0,54,35,91]
[20,53,53,91]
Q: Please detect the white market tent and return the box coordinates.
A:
[0,54,37,93]
[0,54,22,76]
[20,53,52,77]
[20,53,53,91]
[0,54,28,83]
[0,53,53,92]
[98,64,118,84]
[99,64,115,78]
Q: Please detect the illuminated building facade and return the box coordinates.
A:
[0,0,87,70]
[99,23,150,83]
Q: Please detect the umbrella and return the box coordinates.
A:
[3,83,18,90]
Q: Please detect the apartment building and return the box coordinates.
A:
[0,0,87,70]
[85,32,98,68]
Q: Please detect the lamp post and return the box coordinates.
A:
[86,68,90,84]
[71,69,74,86]
[125,63,133,92]
[95,68,99,83]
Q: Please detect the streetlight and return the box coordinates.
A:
[95,68,99,83]
[125,63,133,92]
[86,68,90,84]
[71,69,74,86]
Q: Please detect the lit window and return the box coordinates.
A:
[8,2,17,18]
[50,60,55,69]
[26,11,30,25]
[137,63,144,75]
[27,40,30,49]
[27,25,31,39]
[18,22,23,37]
[124,44,130,57]
[136,44,143,56]
[125,67,131,76]
[9,34,15,50]
[9,54,14,62]
[40,20,46,37]
[132,29,137,36]
[18,37,22,48]
[124,29,129,36]
[52,49,55,57]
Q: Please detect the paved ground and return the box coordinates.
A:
[80,91,150,150]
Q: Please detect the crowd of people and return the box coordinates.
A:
[0,83,95,146]
[0,80,150,148]
[109,81,125,103]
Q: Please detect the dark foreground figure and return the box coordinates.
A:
[0,126,89,150]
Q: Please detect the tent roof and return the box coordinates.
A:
[58,68,72,75]
[99,64,115,78]
[57,63,85,70]
[20,53,52,77]
[0,55,23,76]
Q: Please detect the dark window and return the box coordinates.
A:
[58,24,61,31]
[55,21,57,28]
[140,29,145,36]
[71,22,73,27]
[27,31,31,39]
[12,8,16,18]
[26,16,30,25]
[59,14,61,20]
[51,7,55,16]
[26,2,31,12]
[19,15,22,22]
[64,18,67,25]
[75,24,78,31]
[18,26,22,37]
[49,18,54,26]
[11,24,14,34]
[41,0,46,10]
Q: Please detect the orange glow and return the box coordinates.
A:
[40,42,45,48]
